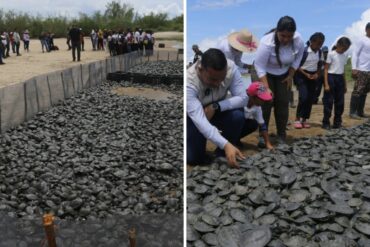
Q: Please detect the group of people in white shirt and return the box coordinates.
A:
[0,29,29,64]
[187,16,370,168]
[106,28,155,57]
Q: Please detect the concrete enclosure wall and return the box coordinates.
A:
[0,50,183,132]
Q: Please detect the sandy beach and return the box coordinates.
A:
[0,32,183,88]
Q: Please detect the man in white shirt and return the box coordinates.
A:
[187,48,247,168]
[350,22,370,119]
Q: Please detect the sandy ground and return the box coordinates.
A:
[205,90,370,159]
[0,32,183,88]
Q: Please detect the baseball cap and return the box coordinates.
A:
[322,46,328,52]
[247,82,273,101]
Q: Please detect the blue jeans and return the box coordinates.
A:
[295,72,316,119]
[187,108,245,164]
[322,74,345,126]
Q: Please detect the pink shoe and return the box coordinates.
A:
[294,121,303,129]
[302,121,311,128]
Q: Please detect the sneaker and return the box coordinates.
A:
[293,121,303,129]
[322,124,331,130]
[349,114,361,120]
[302,121,310,128]
[257,137,266,148]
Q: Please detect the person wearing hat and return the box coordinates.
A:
[217,29,258,72]
[349,22,370,119]
[313,45,329,104]
[240,82,274,149]
[192,44,203,64]
[254,16,304,144]
[187,48,247,168]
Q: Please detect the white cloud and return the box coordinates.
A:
[345,8,370,43]
[187,32,229,63]
[0,0,183,18]
[191,0,248,10]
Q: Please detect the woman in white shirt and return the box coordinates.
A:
[322,37,351,129]
[254,16,304,143]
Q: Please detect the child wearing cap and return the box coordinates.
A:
[239,82,273,149]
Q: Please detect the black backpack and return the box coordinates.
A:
[299,46,323,71]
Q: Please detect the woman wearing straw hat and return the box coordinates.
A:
[217,29,258,73]
[254,16,304,144]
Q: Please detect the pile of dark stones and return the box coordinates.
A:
[187,122,370,247]
[128,61,183,77]
[0,78,183,223]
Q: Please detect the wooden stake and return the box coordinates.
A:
[43,214,57,247]
[129,227,136,247]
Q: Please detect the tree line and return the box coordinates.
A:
[0,1,183,38]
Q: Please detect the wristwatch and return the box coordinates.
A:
[212,102,220,112]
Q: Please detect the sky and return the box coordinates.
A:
[187,0,370,62]
[0,0,183,18]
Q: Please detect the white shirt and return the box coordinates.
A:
[217,38,245,72]
[187,60,248,149]
[134,31,140,42]
[254,32,305,77]
[326,50,348,74]
[244,105,264,125]
[351,35,370,72]
[300,46,322,72]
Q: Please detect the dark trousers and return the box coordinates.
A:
[262,73,290,138]
[296,71,316,119]
[24,40,29,51]
[240,119,259,137]
[5,43,10,57]
[0,46,3,63]
[15,42,20,55]
[71,42,81,61]
[187,109,245,164]
[322,74,345,126]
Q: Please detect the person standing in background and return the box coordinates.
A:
[313,45,329,104]
[13,29,21,56]
[293,32,325,129]
[192,44,203,64]
[349,22,370,119]
[322,37,351,129]
[23,29,30,52]
[69,24,81,62]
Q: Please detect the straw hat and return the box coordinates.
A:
[228,29,258,53]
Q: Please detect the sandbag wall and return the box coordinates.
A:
[0,50,182,132]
